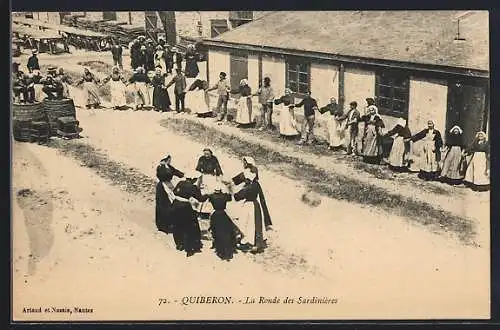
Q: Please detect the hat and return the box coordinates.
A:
[239,78,248,86]
[47,66,57,71]
[366,97,375,105]
[185,170,200,179]
[396,117,407,127]
[203,148,213,154]
[243,156,256,166]
[160,155,171,163]
[156,45,163,50]
[449,125,463,134]
[171,47,178,52]
[140,45,146,50]
[213,182,224,192]
[219,72,227,77]
[330,97,337,103]
[32,49,38,54]
[285,88,293,95]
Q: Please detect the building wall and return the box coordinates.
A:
[310,62,339,107]
[247,54,260,90]
[408,77,448,137]
[116,11,145,25]
[261,53,286,96]
[344,67,376,116]
[208,49,230,87]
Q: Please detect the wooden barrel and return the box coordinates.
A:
[43,98,76,119]
[42,98,76,136]
[12,120,32,142]
[12,102,45,122]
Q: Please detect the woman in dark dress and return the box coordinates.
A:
[155,165,176,234]
[207,183,238,261]
[184,45,200,78]
[196,148,224,215]
[171,171,208,257]
[440,125,465,185]
[151,66,172,112]
[233,170,267,254]
[155,155,184,233]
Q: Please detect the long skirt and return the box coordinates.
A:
[152,86,171,111]
[134,82,150,107]
[210,210,238,260]
[235,96,253,125]
[83,81,100,106]
[361,124,382,161]
[327,117,346,147]
[419,140,440,179]
[109,80,127,108]
[185,59,199,78]
[34,84,45,102]
[61,82,71,99]
[464,152,489,188]
[441,146,464,181]
[188,89,212,116]
[155,182,174,234]
[172,202,203,252]
[388,136,408,168]
[197,174,220,214]
[279,105,299,137]
[238,201,266,250]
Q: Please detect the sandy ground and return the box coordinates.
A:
[12,107,490,321]
[11,48,490,321]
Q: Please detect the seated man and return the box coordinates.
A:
[13,72,36,103]
[40,74,64,100]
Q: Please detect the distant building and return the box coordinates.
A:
[69,11,268,43]
[203,11,490,145]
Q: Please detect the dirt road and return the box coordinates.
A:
[12,106,490,320]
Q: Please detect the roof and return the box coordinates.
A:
[207,11,489,73]
[12,23,62,39]
[12,17,107,38]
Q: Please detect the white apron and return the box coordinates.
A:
[420,131,440,172]
[235,96,253,124]
[189,89,211,115]
[134,82,150,106]
[109,79,127,107]
[464,152,489,186]
[279,104,299,136]
[327,116,346,147]
[238,201,266,246]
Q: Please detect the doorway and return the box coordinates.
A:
[446,79,488,146]
[230,52,248,91]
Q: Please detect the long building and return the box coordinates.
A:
[203,10,490,146]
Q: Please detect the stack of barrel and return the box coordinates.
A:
[42,98,81,139]
[12,102,49,144]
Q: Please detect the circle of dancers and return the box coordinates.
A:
[155,149,273,261]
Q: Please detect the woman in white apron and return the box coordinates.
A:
[128,67,151,110]
[154,45,167,74]
[232,170,267,254]
[409,120,444,181]
[102,66,128,110]
[385,117,412,172]
[274,88,299,138]
[186,78,212,118]
[230,79,254,127]
[463,131,489,191]
[76,67,101,109]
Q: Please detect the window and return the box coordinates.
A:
[286,57,310,95]
[375,70,410,117]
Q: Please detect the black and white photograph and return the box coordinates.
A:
[10,10,491,321]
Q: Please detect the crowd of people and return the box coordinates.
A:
[155,150,272,260]
[11,42,489,193]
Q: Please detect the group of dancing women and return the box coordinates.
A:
[155,149,273,260]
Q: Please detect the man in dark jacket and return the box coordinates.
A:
[110,40,123,69]
[165,68,187,113]
[27,50,40,73]
[294,90,319,145]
